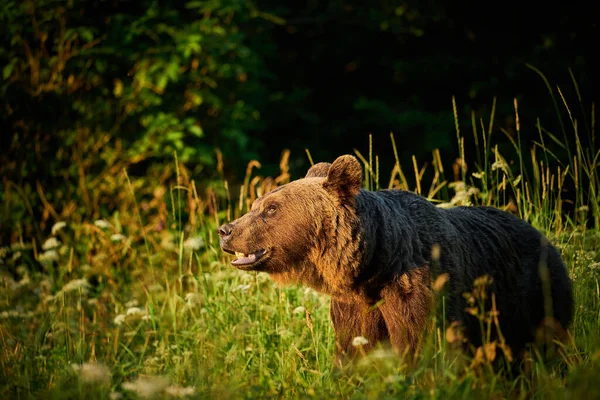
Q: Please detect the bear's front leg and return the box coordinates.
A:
[378,266,433,361]
[329,299,389,367]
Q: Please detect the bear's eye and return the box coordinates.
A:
[266,205,277,214]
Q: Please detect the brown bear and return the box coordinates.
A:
[218,155,573,365]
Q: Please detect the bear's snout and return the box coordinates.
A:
[217,223,234,239]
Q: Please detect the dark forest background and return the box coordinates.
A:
[1,0,597,237]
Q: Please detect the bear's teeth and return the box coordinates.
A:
[235,252,246,258]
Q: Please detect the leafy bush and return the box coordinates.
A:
[1,0,274,239]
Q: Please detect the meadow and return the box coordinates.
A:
[1,99,600,399]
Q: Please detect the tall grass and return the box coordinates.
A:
[1,94,599,399]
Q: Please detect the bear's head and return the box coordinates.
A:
[218,155,364,295]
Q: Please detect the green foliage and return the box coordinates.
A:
[1,0,596,242]
[1,0,275,239]
[1,128,600,397]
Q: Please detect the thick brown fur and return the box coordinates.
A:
[219,156,368,300]
[218,155,573,366]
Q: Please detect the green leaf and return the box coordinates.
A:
[189,125,203,137]
[166,131,183,141]
[157,75,168,91]
[3,62,14,80]
[79,28,94,43]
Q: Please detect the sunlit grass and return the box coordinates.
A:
[1,94,600,399]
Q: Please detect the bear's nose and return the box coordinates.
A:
[217,223,233,238]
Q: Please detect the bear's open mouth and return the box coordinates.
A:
[223,248,268,268]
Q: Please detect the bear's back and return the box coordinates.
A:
[354,188,573,354]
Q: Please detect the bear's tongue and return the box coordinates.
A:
[232,251,260,265]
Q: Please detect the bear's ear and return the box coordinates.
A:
[323,155,362,200]
[305,162,332,178]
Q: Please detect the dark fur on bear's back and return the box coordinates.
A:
[218,155,574,365]
[352,188,573,354]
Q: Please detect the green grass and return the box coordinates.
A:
[1,97,600,399]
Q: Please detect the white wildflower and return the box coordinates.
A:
[39,250,59,263]
[141,314,152,322]
[51,221,67,235]
[109,392,123,400]
[94,219,111,229]
[352,336,369,347]
[114,314,126,325]
[72,362,111,386]
[183,236,204,251]
[126,307,143,316]
[110,233,126,242]
[42,237,61,250]
[60,278,91,293]
[233,284,251,292]
[125,299,139,308]
[292,306,306,315]
[165,385,196,397]
[471,171,485,179]
[451,192,471,205]
[122,376,169,398]
[185,293,202,306]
